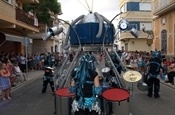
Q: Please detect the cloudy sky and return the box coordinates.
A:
[59,0,120,24]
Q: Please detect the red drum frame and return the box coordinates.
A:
[102,88,130,115]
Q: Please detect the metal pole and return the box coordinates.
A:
[25,46,28,73]
[57,18,81,49]
[102,12,122,48]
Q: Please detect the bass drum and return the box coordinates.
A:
[102,88,130,115]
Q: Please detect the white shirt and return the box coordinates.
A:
[14,66,21,73]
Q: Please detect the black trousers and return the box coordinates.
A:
[147,77,160,96]
[42,79,54,93]
[167,71,175,84]
[74,109,98,115]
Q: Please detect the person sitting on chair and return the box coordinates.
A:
[13,61,27,83]
[167,58,175,85]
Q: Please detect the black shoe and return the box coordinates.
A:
[147,94,152,97]
[42,91,46,93]
[154,95,160,98]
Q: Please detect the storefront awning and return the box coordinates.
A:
[0,32,32,46]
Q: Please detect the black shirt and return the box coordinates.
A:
[148,57,162,75]
[71,69,98,98]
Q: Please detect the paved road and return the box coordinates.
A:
[128,82,175,115]
[0,67,175,115]
[0,70,56,115]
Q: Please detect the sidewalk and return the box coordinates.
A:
[0,70,44,96]
[160,78,175,89]
[12,70,44,90]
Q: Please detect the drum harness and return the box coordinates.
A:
[146,61,161,78]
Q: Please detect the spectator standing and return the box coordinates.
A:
[0,63,11,100]
[5,59,16,86]
[167,58,175,85]
[19,53,26,72]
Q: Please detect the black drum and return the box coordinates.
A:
[101,67,110,78]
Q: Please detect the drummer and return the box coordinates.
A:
[41,66,54,93]
[69,54,102,115]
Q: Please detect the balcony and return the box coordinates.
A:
[20,0,39,4]
[120,31,148,40]
[153,0,175,16]
[27,24,47,39]
[16,7,38,28]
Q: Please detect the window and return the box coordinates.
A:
[51,46,53,53]
[127,2,139,11]
[140,22,152,31]
[161,30,167,54]
[55,45,58,52]
[130,24,138,30]
[128,21,140,30]
[139,3,151,11]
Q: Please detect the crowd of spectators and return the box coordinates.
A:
[0,51,65,101]
[118,50,175,85]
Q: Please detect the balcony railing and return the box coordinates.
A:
[16,7,38,28]
[21,0,39,4]
[153,0,175,15]
[38,24,47,32]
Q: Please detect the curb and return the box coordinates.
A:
[11,74,43,92]
[160,81,175,89]
[0,72,44,98]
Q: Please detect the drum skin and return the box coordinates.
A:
[102,88,130,103]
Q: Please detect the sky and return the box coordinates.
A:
[58,0,120,25]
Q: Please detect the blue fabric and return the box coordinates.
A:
[70,54,101,112]
[138,61,144,67]
[93,86,102,95]
[0,76,11,90]
[69,86,76,93]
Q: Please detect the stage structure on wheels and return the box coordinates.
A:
[42,2,143,115]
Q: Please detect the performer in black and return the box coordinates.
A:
[146,51,163,98]
[42,66,54,93]
[69,54,102,115]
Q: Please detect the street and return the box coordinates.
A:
[0,77,55,115]
[0,72,175,115]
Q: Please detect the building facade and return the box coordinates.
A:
[0,0,39,55]
[152,0,175,56]
[27,2,63,54]
[119,0,152,52]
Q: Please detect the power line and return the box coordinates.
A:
[77,0,90,12]
[91,0,94,13]
[84,0,91,12]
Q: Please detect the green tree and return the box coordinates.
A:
[23,0,62,24]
